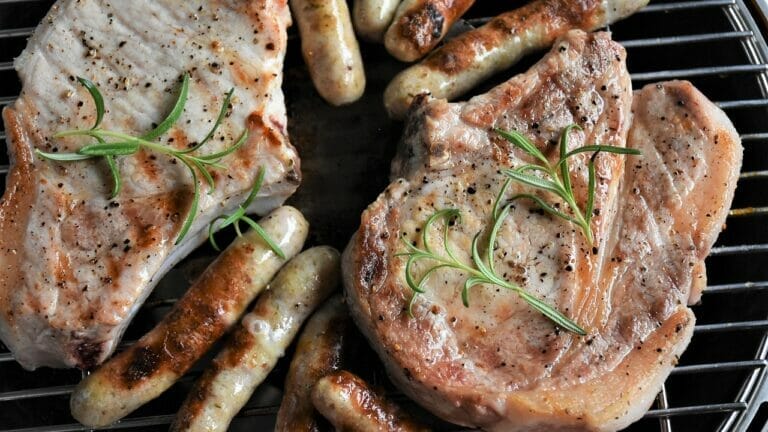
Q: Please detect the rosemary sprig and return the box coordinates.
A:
[397,205,586,335]
[397,125,641,335]
[495,125,641,245]
[208,166,286,259]
[34,74,249,245]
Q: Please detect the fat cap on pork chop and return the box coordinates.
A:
[0,0,299,370]
[343,30,741,431]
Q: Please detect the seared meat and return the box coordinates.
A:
[343,30,741,431]
[0,0,299,370]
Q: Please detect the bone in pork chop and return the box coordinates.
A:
[343,30,741,431]
[0,0,299,370]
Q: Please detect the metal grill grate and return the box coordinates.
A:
[1,0,768,431]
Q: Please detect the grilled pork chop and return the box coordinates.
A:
[0,0,299,370]
[343,30,741,431]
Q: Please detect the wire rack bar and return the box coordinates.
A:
[740,132,768,141]
[717,99,768,109]
[656,385,673,432]
[1,399,747,432]
[671,359,768,375]
[0,27,34,39]
[729,207,768,217]
[0,385,74,402]
[694,320,768,334]
[705,281,768,294]
[640,0,736,13]
[645,402,747,418]
[630,64,768,81]
[710,244,768,256]
[620,31,753,48]
[740,170,768,179]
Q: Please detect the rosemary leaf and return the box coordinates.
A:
[105,155,121,199]
[175,158,200,244]
[182,88,235,154]
[240,215,286,259]
[559,124,581,200]
[34,149,94,161]
[195,129,249,162]
[493,128,549,165]
[78,141,140,156]
[206,167,285,259]
[77,77,105,130]
[563,145,642,160]
[142,73,190,141]
[502,169,562,195]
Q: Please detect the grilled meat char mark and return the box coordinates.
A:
[0,0,299,370]
[343,30,741,431]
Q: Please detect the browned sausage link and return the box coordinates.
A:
[275,294,350,432]
[171,246,340,432]
[312,371,431,432]
[69,206,309,428]
[384,0,476,62]
[291,0,366,106]
[384,0,649,118]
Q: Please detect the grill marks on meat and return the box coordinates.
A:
[0,0,299,370]
[343,30,741,431]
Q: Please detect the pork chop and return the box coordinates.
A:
[342,30,741,431]
[0,0,299,370]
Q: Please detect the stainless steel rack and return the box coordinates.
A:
[1,0,768,431]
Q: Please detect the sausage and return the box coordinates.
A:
[291,0,366,105]
[383,0,650,118]
[69,206,309,428]
[353,0,400,42]
[312,371,431,432]
[275,294,351,432]
[384,0,476,62]
[171,246,341,432]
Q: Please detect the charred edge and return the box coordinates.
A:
[356,213,387,291]
[75,340,104,370]
[286,166,301,185]
[172,368,215,431]
[117,258,241,389]
[220,325,256,369]
[122,346,161,387]
[399,3,445,52]
[329,371,417,429]
[247,112,284,149]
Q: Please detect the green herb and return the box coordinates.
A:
[208,166,286,259]
[35,74,250,245]
[495,125,641,245]
[397,206,586,335]
[397,125,641,335]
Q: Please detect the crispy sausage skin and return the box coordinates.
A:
[171,246,341,432]
[353,0,400,42]
[275,294,351,432]
[384,0,475,62]
[69,206,309,428]
[312,371,431,432]
[384,0,649,118]
[291,0,366,105]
